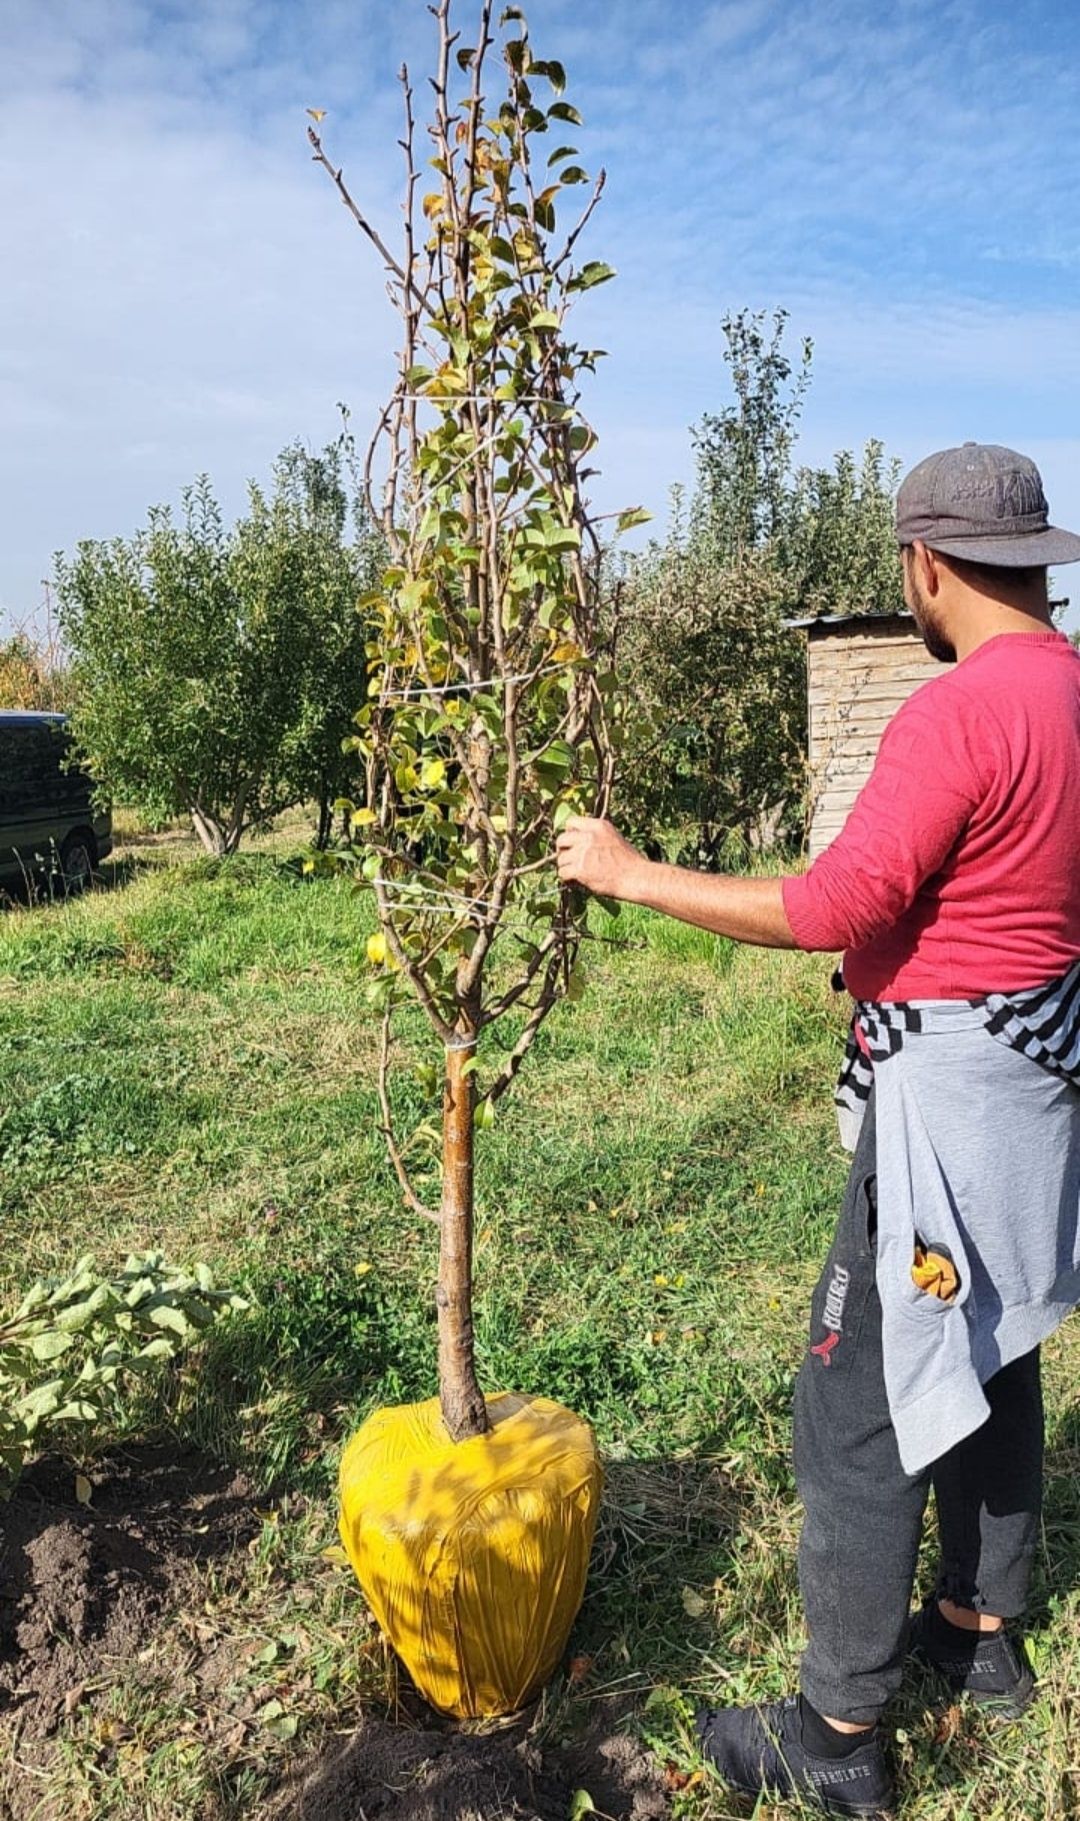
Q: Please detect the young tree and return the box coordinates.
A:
[55,443,373,854]
[310,0,626,1445]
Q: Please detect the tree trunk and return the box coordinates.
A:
[437,1033,489,1442]
[315,786,333,851]
[190,808,227,856]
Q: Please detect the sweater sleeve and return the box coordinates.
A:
[782,681,988,953]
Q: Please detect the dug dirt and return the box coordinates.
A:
[0,1444,256,1743]
[266,1701,671,1821]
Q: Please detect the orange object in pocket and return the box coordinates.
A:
[911,1243,959,1303]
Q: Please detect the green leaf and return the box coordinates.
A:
[138,1336,178,1360]
[15,1382,63,1422]
[148,1303,194,1337]
[456,46,476,70]
[543,59,566,94]
[548,101,583,125]
[569,1793,597,1820]
[559,166,588,185]
[547,145,578,165]
[475,1097,496,1132]
[52,1399,99,1423]
[616,505,652,533]
[530,309,560,331]
[30,1332,72,1363]
[572,261,616,290]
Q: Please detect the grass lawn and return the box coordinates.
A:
[1,818,1079,1818]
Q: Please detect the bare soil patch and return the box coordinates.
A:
[265,1699,670,1821]
[0,1443,257,1744]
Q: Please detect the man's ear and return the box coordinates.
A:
[911,539,941,597]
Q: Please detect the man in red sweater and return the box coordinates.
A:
[556,444,1080,1816]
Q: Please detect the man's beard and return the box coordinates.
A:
[907,573,957,664]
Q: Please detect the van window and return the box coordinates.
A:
[0,722,81,816]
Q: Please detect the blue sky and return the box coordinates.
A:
[3,0,1080,631]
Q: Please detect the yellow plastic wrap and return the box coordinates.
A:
[338,1390,602,1718]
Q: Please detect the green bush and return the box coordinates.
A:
[0,1250,247,1494]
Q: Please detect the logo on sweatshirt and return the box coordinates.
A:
[810,1264,850,1366]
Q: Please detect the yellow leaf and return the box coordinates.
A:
[352,807,377,828]
[75,1473,93,1507]
[320,1544,349,1566]
[367,933,387,966]
[551,640,583,664]
[421,758,447,789]
[306,108,327,122]
[354,1261,373,1277]
[681,1586,707,1618]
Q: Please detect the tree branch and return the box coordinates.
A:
[377,1009,441,1224]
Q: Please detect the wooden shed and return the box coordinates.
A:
[789,611,947,859]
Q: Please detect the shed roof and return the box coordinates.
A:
[783,610,913,632]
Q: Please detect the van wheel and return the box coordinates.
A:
[59,832,96,894]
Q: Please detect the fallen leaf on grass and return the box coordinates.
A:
[569,1793,597,1820]
[663,1763,704,1792]
[681,1586,707,1617]
[933,1704,963,1745]
[64,1683,87,1716]
[567,1653,593,1685]
[320,1544,349,1566]
[96,1718,134,1745]
[75,1473,93,1507]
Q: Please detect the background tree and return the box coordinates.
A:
[0,593,73,712]
[782,438,903,620]
[614,312,904,865]
[55,441,376,854]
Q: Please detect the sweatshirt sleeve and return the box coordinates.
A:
[782,681,989,953]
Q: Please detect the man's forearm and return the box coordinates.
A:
[622,858,800,949]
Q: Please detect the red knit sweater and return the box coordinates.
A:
[782,631,1080,1000]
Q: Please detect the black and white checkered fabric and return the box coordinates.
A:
[834,959,1080,1135]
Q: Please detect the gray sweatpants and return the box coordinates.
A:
[793,1095,1044,1723]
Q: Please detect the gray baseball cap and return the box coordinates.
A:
[896,442,1080,567]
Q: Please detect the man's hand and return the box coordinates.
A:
[556,816,799,949]
[555,815,648,900]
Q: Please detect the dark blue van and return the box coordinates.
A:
[0,712,112,893]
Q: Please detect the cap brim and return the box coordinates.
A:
[925,525,1080,567]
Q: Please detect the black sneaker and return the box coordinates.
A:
[694,1694,894,1817]
[907,1598,1035,1718]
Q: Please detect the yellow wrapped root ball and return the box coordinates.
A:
[339,1390,602,1718]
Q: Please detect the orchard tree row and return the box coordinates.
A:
[11,320,903,862]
